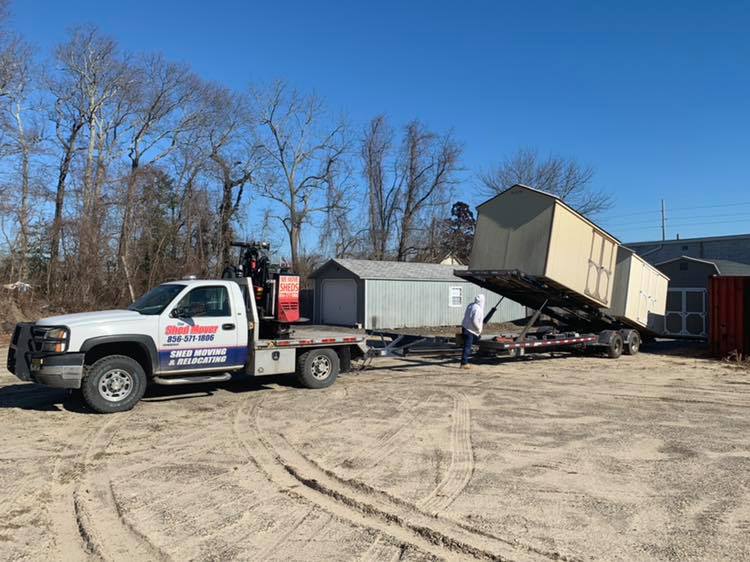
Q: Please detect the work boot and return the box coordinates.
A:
[460,364,471,370]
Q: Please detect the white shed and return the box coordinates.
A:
[309,259,524,330]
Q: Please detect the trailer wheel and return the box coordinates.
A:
[81,355,147,413]
[624,331,641,355]
[606,333,624,359]
[296,348,339,389]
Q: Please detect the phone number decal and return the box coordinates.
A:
[166,334,215,344]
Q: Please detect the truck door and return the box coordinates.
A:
[158,285,244,373]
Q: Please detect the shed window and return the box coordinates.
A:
[682,245,688,251]
[680,262,688,271]
[449,286,463,307]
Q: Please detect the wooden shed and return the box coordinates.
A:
[607,247,669,334]
[469,184,619,308]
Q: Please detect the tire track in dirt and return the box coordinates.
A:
[45,431,96,562]
[339,393,436,472]
[248,508,332,561]
[235,393,561,562]
[359,534,405,562]
[7,419,108,561]
[73,413,169,561]
[418,392,474,515]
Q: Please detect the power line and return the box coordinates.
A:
[599,200,750,221]
[610,217,750,232]
[602,210,750,228]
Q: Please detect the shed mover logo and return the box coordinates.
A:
[165,325,218,335]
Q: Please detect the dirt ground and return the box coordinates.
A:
[1,343,749,561]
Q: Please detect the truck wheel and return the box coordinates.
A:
[81,355,147,413]
[296,348,339,389]
[606,333,624,359]
[624,331,641,355]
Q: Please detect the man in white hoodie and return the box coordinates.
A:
[460,294,485,369]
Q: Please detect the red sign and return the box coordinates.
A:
[278,275,299,298]
[277,275,300,323]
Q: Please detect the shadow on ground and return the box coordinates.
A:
[0,372,300,413]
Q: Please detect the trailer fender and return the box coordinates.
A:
[619,329,641,355]
[597,330,618,345]
[597,330,624,359]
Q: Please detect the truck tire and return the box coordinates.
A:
[296,348,339,389]
[624,331,641,355]
[606,333,624,359]
[81,355,147,413]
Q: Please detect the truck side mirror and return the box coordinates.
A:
[170,306,189,319]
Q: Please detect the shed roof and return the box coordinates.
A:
[654,255,750,276]
[627,232,750,247]
[476,184,621,244]
[311,258,468,281]
[712,260,750,276]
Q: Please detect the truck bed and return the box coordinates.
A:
[254,325,366,349]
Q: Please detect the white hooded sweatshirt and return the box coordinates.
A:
[462,294,485,336]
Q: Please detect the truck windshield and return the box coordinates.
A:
[128,284,186,315]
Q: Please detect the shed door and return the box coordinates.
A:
[322,279,357,326]
[665,288,707,337]
[637,266,658,325]
[585,230,616,305]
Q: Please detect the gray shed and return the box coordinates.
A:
[309,259,524,330]
[655,256,750,338]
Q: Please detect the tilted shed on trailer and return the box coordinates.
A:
[607,247,669,334]
[460,184,668,337]
[469,184,618,309]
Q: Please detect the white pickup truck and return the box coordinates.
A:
[7,278,366,413]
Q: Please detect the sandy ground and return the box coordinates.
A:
[0,343,749,561]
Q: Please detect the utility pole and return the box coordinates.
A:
[661,199,666,240]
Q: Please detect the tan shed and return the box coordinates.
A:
[469,184,619,308]
[608,247,669,334]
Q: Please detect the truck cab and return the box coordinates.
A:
[8,278,366,413]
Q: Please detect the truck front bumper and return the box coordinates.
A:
[8,323,85,389]
[29,354,86,389]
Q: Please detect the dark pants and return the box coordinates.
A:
[461,328,477,365]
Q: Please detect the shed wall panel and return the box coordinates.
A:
[607,248,669,333]
[546,202,618,307]
[470,188,553,276]
[364,280,524,330]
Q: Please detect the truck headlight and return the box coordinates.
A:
[41,327,69,352]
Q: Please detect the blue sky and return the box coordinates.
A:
[10,0,750,244]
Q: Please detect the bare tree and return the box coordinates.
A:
[480,148,613,216]
[254,82,347,273]
[47,27,130,298]
[117,55,201,301]
[395,121,461,261]
[361,115,399,260]
[319,157,360,258]
[1,39,42,281]
[202,84,262,270]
